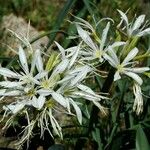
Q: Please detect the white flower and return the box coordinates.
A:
[104,47,150,85]
[0,47,49,112]
[0,40,108,143]
[1,85,48,114]
[117,10,150,37]
[37,64,93,115]
[57,82,108,121]
[76,23,125,62]
[133,83,143,115]
[0,46,47,86]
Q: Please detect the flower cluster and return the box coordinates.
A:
[0,10,150,146]
[71,10,150,116]
[0,41,107,145]
[117,10,150,37]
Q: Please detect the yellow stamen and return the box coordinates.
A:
[46,99,55,108]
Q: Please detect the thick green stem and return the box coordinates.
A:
[88,68,115,135]
[46,0,77,49]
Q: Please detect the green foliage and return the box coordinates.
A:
[136,125,150,150]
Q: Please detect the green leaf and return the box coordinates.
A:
[46,0,77,49]
[92,127,103,150]
[136,125,150,150]
[83,0,94,17]
[48,144,64,150]
[144,72,150,78]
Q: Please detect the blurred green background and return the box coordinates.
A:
[0,0,149,39]
[0,0,149,63]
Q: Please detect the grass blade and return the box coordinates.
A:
[46,0,77,49]
[136,125,150,150]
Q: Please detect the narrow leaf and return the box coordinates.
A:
[136,125,150,150]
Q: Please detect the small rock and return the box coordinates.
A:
[0,13,49,56]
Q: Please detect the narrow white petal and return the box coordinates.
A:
[37,89,52,96]
[77,84,108,100]
[68,65,89,74]
[0,89,6,95]
[32,96,45,109]
[34,71,47,79]
[52,59,69,76]
[4,103,25,114]
[0,90,21,96]
[125,67,150,73]
[36,49,44,72]
[124,71,143,85]
[92,101,105,112]
[19,46,29,74]
[137,28,150,37]
[72,91,101,101]
[74,16,94,31]
[76,24,97,51]
[0,81,23,88]
[55,41,66,59]
[110,41,126,48]
[57,75,74,84]
[68,43,80,69]
[103,53,118,68]
[117,10,129,27]
[51,91,67,107]
[100,22,110,51]
[132,15,145,32]
[70,66,91,86]
[66,46,79,57]
[114,71,121,81]
[122,47,138,65]
[0,67,20,78]
[69,98,82,124]
[77,84,95,95]
[80,56,95,61]
[107,48,119,64]
[49,111,62,138]
[66,46,78,53]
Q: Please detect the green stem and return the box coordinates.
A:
[134,53,150,60]
[46,0,77,49]
[104,123,118,150]
[88,68,115,135]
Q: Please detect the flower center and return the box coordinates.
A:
[94,50,102,58]
[26,88,36,97]
[46,99,55,108]
[117,64,124,73]
[41,80,50,89]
